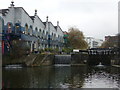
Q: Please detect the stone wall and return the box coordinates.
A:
[2,54,55,66]
[32,54,54,66]
[111,54,120,65]
[71,53,88,64]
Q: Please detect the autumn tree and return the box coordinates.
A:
[68,27,88,49]
[100,35,118,48]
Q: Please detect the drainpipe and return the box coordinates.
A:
[46,16,50,48]
[48,23,50,48]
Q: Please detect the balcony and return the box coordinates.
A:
[21,34,38,42]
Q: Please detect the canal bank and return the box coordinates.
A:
[3,53,120,67]
[3,53,88,67]
[2,53,55,67]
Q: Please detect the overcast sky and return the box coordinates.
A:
[0,0,119,40]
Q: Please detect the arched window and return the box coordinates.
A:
[25,24,28,34]
[7,22,12,33]
[39,29,42,38]
[54,34,56,40]
[29,25,33,35]
[0,17,4,33]
[46,31,48,39]
[43,30,45,34]
[38,29,41,37]
[15,23,21,33]
[38,29,40,37]
[43,30,45,39]
[35,27,38,37]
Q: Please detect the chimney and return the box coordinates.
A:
[10,0,15,7]
[34,9,37,16]
[46,16,48,22]
[57,21,59,26]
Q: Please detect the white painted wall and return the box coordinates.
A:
[2,5,64,50]
[33,16,45,33]
[20,8,33,27]
[0,17,2,33]
[3,7,15,25]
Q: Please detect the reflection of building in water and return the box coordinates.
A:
[0,1,64,54]
[85,37,103,48]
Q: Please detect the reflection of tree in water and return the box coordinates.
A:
[3,68,31,88]
[29,66,54,88]
[51,66,71,88]
[68,66,87,88]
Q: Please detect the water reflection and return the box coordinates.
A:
[83,66,120,88]
[3,65,120,88]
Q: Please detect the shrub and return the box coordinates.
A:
[9,40,30,59]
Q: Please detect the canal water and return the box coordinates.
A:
[2,65,120,88]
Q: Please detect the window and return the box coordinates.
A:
[46,31,48,39]
[7,23,12,33]
[25,24,28,34]
[35,27,38,37]
[29,25,33,35]
[43,30,45,39]
[15,23,21,33]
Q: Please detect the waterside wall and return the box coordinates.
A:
[2,54,54,66]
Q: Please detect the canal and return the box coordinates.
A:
[2,65,120,88]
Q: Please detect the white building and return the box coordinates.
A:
[85,37,103,48]
[0,1,64,53]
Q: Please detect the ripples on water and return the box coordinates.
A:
[2,65,120,89]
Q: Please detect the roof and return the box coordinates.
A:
[30,16,35,20]
[2,7,44,25]
[54,26,57,29]
[48,22,56,29]
[15,7,34,21]
[0,9,9,16]
[43,22,46,25]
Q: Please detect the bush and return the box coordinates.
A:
[62,48,72,54]
[9,40,30,59]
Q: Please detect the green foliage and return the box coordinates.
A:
[62,48,73,53]
[54,48,59,52]
[39,49,44,52]
[41,48,59,54]
[44,48,49,51]
[49,48,54,52]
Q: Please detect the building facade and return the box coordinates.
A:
[85,37,103,48]
[105,35,119,48]
[0,1,64,54]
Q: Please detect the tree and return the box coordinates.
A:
[9,40,30,59]
[100,35,118,48]
[68,27,88,49]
